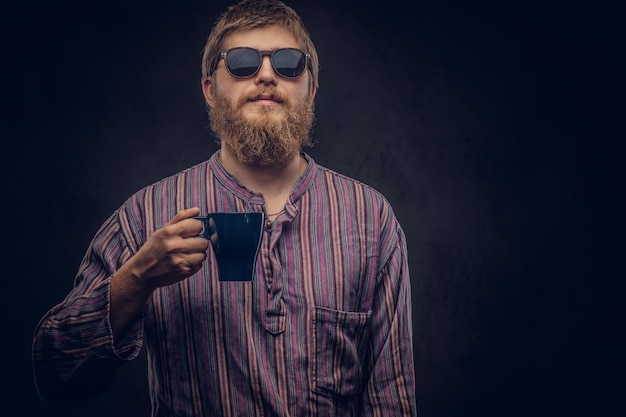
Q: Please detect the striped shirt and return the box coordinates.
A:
[33,152,416,416]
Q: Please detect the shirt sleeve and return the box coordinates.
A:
[32,210,144,402]
[362,225,417,416]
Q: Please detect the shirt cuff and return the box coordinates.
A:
[99,277,144,360]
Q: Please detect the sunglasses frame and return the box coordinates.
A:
[215,47,311,79]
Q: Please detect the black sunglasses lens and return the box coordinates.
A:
[273,49,307,78]
[224,48,307,79]
[226,48,261,78]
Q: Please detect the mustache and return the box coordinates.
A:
[237,87,289,106]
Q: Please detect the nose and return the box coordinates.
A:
[254,55,277,86]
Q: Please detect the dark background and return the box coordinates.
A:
[2,0,624,416]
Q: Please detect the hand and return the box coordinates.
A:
[124,207,209,291]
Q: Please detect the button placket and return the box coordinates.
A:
[263,218,287,334]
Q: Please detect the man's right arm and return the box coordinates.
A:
[109,207,207,341]
[33,207,208,401]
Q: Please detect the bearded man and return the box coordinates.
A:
[33,1,417,416]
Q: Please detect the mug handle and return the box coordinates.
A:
[192,216,216,239]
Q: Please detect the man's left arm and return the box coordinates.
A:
[363,225,417,416]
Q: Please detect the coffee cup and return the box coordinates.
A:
[194,212,265,281]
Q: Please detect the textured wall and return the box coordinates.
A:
[3,1,624,416]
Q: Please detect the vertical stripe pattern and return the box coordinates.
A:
[33,152,416,416]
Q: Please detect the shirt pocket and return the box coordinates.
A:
[311,306,372,398]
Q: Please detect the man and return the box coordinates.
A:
[33,0,417,415]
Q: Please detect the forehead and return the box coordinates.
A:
[222,25,301,50]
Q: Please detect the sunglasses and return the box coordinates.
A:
[216,47,310,79]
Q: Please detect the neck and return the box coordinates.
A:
[218,148,307,204]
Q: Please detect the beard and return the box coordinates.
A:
[208,86,315,167]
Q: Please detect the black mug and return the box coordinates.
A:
[194,212,265,281]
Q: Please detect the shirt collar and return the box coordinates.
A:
[207,151,318,208]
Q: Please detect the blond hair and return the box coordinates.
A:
[201,0,319,89]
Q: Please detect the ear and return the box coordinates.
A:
[202,76,215,107]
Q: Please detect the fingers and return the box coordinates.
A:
[165,208,205,239]
[183,235,210,253]
[126,208,214,289]
[179,251,208,274]
[168,207,201,225]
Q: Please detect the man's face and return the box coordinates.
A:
[203,25,316,167]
